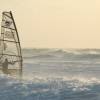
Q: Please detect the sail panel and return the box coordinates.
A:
[2,14,15,29]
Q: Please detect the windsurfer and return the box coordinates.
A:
[2,58,14,69]
[2,58,15,74]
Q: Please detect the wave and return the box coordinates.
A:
[1,74,100,89]
[23,48,100,55]
[51,49,100,55]
[22,48,100,60]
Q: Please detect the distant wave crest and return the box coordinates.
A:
[23,48,100,59]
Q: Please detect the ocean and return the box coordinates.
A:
[0,48,100,100]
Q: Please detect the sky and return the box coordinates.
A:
[0,0,100,48]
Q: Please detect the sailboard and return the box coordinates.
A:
[0,11,23,70]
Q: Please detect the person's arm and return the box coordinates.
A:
[8,62,15,65]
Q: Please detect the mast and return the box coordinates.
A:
[10,11,23,67]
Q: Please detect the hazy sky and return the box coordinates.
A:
[0,0,100,48]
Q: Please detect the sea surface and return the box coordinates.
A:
[0,48,100,100]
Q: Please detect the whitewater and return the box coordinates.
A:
[0,48,100,100]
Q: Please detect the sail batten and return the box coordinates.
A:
[0,39,20,43]
[0,11,23,69]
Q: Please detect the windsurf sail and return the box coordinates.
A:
[0,11,23,69]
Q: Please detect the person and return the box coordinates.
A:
[1,58,22,77]
[2,58,9,69]
[2,58,15,74]
[2,58,9,74]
